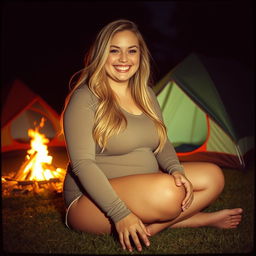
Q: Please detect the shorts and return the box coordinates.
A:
[65,194,82,229]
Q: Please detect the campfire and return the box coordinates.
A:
[2,118,66,195]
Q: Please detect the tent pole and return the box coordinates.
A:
[235,145,245,168]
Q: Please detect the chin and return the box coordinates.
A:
[114,77,130,83]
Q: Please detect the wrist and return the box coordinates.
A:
[167,165,184,175]
[172,170,181,175]
[113,209,132,224]
[170,168,185,176]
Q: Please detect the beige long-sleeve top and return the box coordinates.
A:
[63,84,184,223]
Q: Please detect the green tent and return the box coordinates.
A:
[153,53,254,169]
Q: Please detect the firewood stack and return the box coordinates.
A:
[2,153,65,195]
[2,149,66,196]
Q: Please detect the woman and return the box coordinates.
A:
[61,19,243,252]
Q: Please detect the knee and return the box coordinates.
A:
[202,163,225,193]
[153,174,185,221]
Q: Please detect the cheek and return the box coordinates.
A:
[106,57,113,66]
[105,57,115,73]
[133,56,140,70]
[133,54,140,65]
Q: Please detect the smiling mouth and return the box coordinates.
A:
[113,65,131,72]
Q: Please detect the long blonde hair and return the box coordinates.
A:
[61,19,167,153]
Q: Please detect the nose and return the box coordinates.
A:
[119,52,128,62]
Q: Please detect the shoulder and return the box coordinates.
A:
[69,84,99,111]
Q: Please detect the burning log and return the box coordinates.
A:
[13,152,38,180]
[16,178,60,186]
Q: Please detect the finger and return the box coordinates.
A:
[124,231,133,252]
[182,196,193,210]
[139,221,151,237]
[138,224,150,247]
[184,194,194,209]
[182,188,191,206]
[183,193,194,210]
[130,231,142,252]
[182,193,192,208]
[174,176,182,186]
[118,232,126,251]
[182,182,192,205]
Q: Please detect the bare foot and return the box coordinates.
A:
[145,208,243,236]
[204,208,243,229]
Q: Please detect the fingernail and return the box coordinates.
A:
[146,242,150,246]
[138,247,142,251]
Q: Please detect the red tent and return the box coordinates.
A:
[1,79,65,152]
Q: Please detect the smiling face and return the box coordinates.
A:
[105,30,140,87]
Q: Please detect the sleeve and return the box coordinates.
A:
[148,87,185,175]
[63,87,131,223]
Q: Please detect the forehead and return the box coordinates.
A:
[110,30,139,46]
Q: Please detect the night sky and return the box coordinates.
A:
[2,1,254,114]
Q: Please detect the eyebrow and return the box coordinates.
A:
[110,45,139,49]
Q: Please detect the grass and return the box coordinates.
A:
[1,149,255,255]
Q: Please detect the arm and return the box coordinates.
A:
[156,140,185,175]
[63,87,131,223]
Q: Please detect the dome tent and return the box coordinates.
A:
[1,79,65,152]
[154,53,254,169]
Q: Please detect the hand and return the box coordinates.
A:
[172,171,193,211]
[115,212,151,252]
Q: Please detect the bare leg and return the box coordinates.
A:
[67,173,186,234]
[146,162,243,235]
[171,209,243,229]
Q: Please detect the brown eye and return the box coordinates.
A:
[129,49,137,54]
[110,49,119,53]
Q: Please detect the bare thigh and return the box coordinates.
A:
[181,162,225,193]
[67,172,185,234]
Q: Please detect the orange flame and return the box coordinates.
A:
[20,117,65,182]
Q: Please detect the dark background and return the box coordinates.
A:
[1,0,254,114]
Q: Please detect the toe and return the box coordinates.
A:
[231,216,242,221]
[230,208,243,214]
[236,208,243,213]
